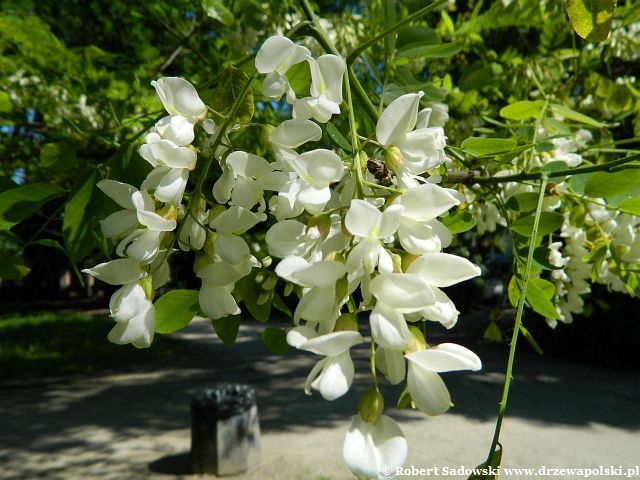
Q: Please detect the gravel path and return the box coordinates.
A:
[1,317,639,480]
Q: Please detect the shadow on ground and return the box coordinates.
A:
[1,310,639,479]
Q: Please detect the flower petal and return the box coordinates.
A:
[376,92,423,146]
[406,343,482,373]
[311,350,354,400]
[406,361,452,416]
[407,253,481,287]
[369,273,435,312]
[270,119,322,149]
[345,199,382,237]
[97,180,137,209]
[151,77,206,118]
[343,415,407,480]
[82,258,146,285]
[370,303,412,350]
[399,183,459,221]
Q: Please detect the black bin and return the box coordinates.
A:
[191,384,261,476]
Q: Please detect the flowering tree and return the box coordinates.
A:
[2,0,639,478]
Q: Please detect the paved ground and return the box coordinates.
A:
[1,315,639,480]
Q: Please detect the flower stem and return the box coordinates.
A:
[485,173,549,465]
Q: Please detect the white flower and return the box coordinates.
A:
[155,115,195,146]
[369,273,436,350]
[293,54,346,123]
[345,199,404,280]
[97,180,176,238]
[287,326,363,400]
[151,77,206,119]
[406,253,481,328]
[209,206,265,266]
[394,183,459,255]
[377,93,446,188]
[406,343,481,415]
[82,258,146,285]
[143,166,189,206]
[139,132,197,170]
[255,36,311,102]
[212,151,275,210]
[343,414,408,480]
[196,261,245,319]
[276,256,347,331]
[269,119,322,152]
[268,148,345,218]
[108,282,155,348]
[178,208,207,252]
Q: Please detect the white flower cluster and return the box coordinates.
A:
[84,35,484,479]
[83,77,208,347]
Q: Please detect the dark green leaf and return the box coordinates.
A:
[461,137,517,157]
[584,170,640,199]
[40,142,77,172]
[0,183,66,230]
[212,315,241,345]
[519,323,544,354]
[499,100,544,120]
[154,290,200,334]
[326,122,352,154]
[483,321,502,342]
[505,192,540,212]
[525,278,559,319]
[398,42,461,59]
[566,0,616,41]
[202,0,234,25]
[0,90,13,113]
[511,212,564,237]
[63,169,99,260]
[210,66,254,125]
[0,252,31,280]
[549,103,606,128]
[440,210,476,234]
[619,197,640,216]
[261,327,289,354]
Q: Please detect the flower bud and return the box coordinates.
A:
[334,312,359,332]
[335,276,349,303]
[139,276,155,301]
[358,388,384,424]
[384,146,403,171]
[157,204,178,221]
[391,252,402,273]
[404,326,427,354]
[307,214,332,239]
[203,232,217,257]
[261,273,278,291]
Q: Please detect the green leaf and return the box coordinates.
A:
[499,100,545,120]
[154,290,200,334]
[619,197,640,216]
[511,212,564,237]
[396,26,438,51]
[484,321,502,342]
[210,66,254,125]
[271,291,292,319]
[525,278,559,319]
[261,327,289,354]
[202,0,234,25]
[326,122,352,154]
[584,170,640,199]
[565,0,616,42]
[396,385,413,409]
[0,183,66,230]
[461,137,517,157]
[382,0,397,59]
[505,192,540,212]
[549,103,606,128]
[63,169,99,260]
[0,252,31,280]
[40,142,77,172]
[519,323,544,354]
[0,90,12,113]
[398,42,461,59]
[508,275,520,308]
[212,315,241,345]
[236,272,271,322]
[440,210,476,234]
